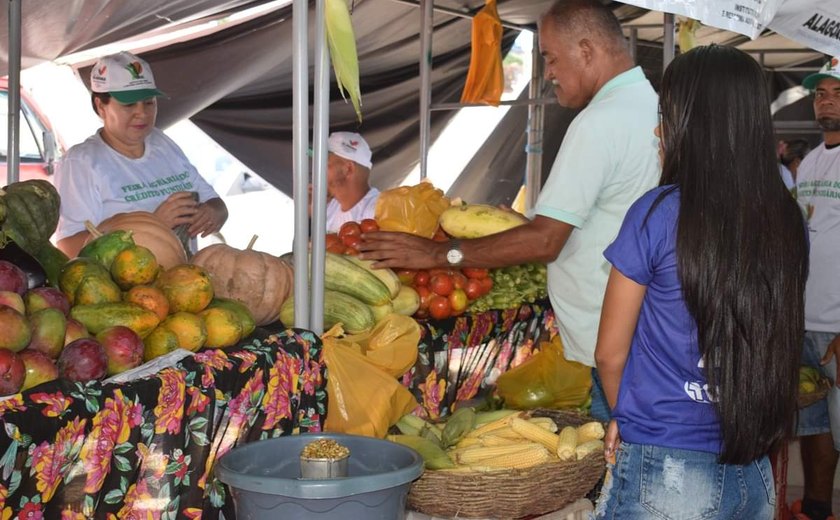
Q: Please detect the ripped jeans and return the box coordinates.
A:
[593,442,775,519]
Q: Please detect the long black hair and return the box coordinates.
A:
[658,45,808,465]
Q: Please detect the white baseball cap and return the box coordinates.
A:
[803,56,840,90]
[328,132,372,169]
[90,51,165,104]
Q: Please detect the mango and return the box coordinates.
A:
[199,307,243,349]
[70,302,160,338]
[0,306,31,352]
[207,298,256,338]
[59,258,111,305]
[74,275,122,306]
[111,245,159,290]
[27,307,67,359]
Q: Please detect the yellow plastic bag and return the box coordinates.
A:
[495,335,592,409]
[460,0,504,106]
[342,314,421,377]
[322,327,418,438]
[374,182,450,239]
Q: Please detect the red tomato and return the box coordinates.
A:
[429,295,452,320]
[397,269,416,285]
[360,218,379,233]
[432,227,449,242]
[414,270,431,287]
[462,267,489,280]
[342,234,361,249]
[326,233,342,248]
[415,285,433,311]
[430,274,454,297]
[327,241,346,254]
[449,289,468,315]
[465,279,483,300]
[338,221,362,239]
[479,277,494,295]
[344,247,360,256]
[452,272,468,290]
[413,308,429,320]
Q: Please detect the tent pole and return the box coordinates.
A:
[292,0,311,329]
[629,27,638,63]
[310,0,330,335]
[663,13,675,70]
[419,0,433,180]
[6,0,21,184]
[525,30,544,211]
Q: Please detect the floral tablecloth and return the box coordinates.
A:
[404,299,553,419]
[0,328,326,519]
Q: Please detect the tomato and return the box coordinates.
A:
[397,269,416,285]
[429,295,452,320]
[465,278,483,300]
[452,272,468,290]
[414,270,431,287]
[430,274,454,297]
[344,247,359,256]
[359,218,379,233]
[413,308,429,320]
[326,241,347,254]
[479,276,494,295]
[449,288,468,315]
[326,233,342,248]
[338,221,362,239]
[416,285,433,310]
[462,267,489,280]
[432,227,449,242]
[342,234,361,249]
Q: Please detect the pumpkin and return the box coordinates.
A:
[191,236,293,326]
[0,180,61,255]
[90,212,187,270]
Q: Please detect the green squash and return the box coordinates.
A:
[0,180,61,255]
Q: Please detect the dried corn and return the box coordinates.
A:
[556,426,578,461]
[576,421,606,443]
[575,439,605,460]
[511,417,560,451]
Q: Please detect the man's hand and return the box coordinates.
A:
[820,333,840,387]
[604,419,621,464]
[154,191,199,229]
[358,231,446,270]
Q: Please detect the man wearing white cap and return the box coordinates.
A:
[324,131,379,233]
[792,56,840,520]
[54,51,228,256]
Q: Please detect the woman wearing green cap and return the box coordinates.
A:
[54,51,228,257]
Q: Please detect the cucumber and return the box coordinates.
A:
[343,255,401,298]
[324,252,391,306]
[279,290,375,334]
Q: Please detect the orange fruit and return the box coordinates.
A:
[160,312,207,352]
[111,245,160,289]
[124,285,170,321]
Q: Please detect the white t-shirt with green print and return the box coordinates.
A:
[796,142,840,333]
[55,128,220,241]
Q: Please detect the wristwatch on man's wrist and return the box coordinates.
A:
[446,239,464,266]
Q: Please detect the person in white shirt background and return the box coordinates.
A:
[323,131,379,233]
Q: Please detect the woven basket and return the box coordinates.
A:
[798,377,832,409]
[407,409,605,519]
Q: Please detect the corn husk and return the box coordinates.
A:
[325,0,362,121]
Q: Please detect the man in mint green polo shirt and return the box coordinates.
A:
[359,0,660,421]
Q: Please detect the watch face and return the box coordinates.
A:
[447,248,463,265]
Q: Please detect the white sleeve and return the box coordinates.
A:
[54,153,103,240]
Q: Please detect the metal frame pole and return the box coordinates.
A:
[418,0,433,180]
[663,13,675,70]
[525,30,543,211]
[310,0,330,334]
[6,0,21,184]
[292,0,310,329]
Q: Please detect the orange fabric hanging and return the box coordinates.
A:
[460,0,504,106]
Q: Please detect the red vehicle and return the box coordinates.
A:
[0,77,64,183]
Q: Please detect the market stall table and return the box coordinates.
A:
[0,328,326,518]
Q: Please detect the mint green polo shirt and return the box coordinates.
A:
[534,66,660,367]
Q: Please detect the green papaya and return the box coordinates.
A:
[208,297,257,338]
[70,302,160,338]
[32,242,68,288]
[79,222,135,270]
[59,257,111,305]
[74,275,122,305]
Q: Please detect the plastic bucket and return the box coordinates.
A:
[216,433,424,519]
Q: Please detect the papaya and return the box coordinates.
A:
[207,298,256,338]
[74,275,122,305]
[438,203,528,239]
[159,312,207,352]
[59,258,111,305]
[199,307,243,349]
[79,222,135,270]
[110,245,159,289]
[155,264,214,314]
[70,302,160,338]
[33,242,69,289]
[143,326,180,362]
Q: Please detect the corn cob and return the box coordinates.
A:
[511,417,560,451]
[528,417,559,433]
[455,436,482,449]
[455,442,544,466]
[325,0,362,121]
[575,439,605,460]
[441,407,477,448]
[576,421,605,443]
[473,409,519,426]
[556,426,578,461]
[482,445,550,469]
[486,427,526,440]
[466,411,524,438]
[387,434,455,469]
[480,435,526,447]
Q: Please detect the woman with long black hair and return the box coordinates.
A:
[593,44,809,518]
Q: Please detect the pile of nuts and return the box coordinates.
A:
[301,439,350,460]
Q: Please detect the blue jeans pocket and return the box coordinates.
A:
[640,445,723,520]
[754,457,776,507]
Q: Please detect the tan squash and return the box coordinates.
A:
[91,212,187,270]
[191,236,293,326]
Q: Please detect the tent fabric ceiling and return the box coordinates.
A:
[0,0,831,202]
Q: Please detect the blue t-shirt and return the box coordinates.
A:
[603,186,721,454]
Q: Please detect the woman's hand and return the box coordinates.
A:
[188,198,228,237]
[154,192,199,229]
[604,419,621,464]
